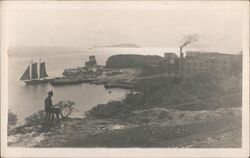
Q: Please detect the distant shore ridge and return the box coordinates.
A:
[92,43,140,48]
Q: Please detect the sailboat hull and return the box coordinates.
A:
[25,79,51,85]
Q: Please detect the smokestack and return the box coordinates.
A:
[179,34,199,77]
[180,47,183,59]
[179,46,184,77]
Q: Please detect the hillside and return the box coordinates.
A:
[106,54,163,68]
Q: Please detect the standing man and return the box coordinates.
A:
[44,91,63,124]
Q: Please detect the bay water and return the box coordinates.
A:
[8,47,174,123]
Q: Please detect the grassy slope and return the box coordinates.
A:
[63,117,241,148]
[35,107,241,148]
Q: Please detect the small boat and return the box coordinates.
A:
[20,59,50,85]
[89,79,106,85]
[50,77,82,86]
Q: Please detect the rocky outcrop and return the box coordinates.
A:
[8,107,241,147]
[106,54,163,68]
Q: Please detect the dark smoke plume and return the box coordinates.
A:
[180,34,199,49]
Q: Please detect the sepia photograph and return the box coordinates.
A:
[1,0,249,157]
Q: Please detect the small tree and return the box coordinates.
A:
[55,100,75,118]
[25,110,45,126]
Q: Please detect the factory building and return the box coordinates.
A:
[163,52,179,76]
[182,51,242,77]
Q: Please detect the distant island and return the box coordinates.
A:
[91,43,140,48]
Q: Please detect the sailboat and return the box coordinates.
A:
[20,59,50,85]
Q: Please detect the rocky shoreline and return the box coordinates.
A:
[50,68,139,89]
[8,106,241,147]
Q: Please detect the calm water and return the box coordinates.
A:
[8,47,183,123]
[8,52,124,123]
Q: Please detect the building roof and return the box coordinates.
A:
[164,52,178,59]
[185,51,241,59]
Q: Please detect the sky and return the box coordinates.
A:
[4,1,248,52]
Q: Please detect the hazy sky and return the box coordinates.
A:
[5,1,247,51]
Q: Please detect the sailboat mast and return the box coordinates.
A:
[39,57,41,80]
[30,59,33,80]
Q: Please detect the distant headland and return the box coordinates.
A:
[91,43,140,48]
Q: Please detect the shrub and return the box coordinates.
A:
[124,93,143,105]
[86,101,132,119]
[25,100,76,126]
[8,110,17,126]
[25,110,45,126]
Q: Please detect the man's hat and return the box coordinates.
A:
[48,90,53,96]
